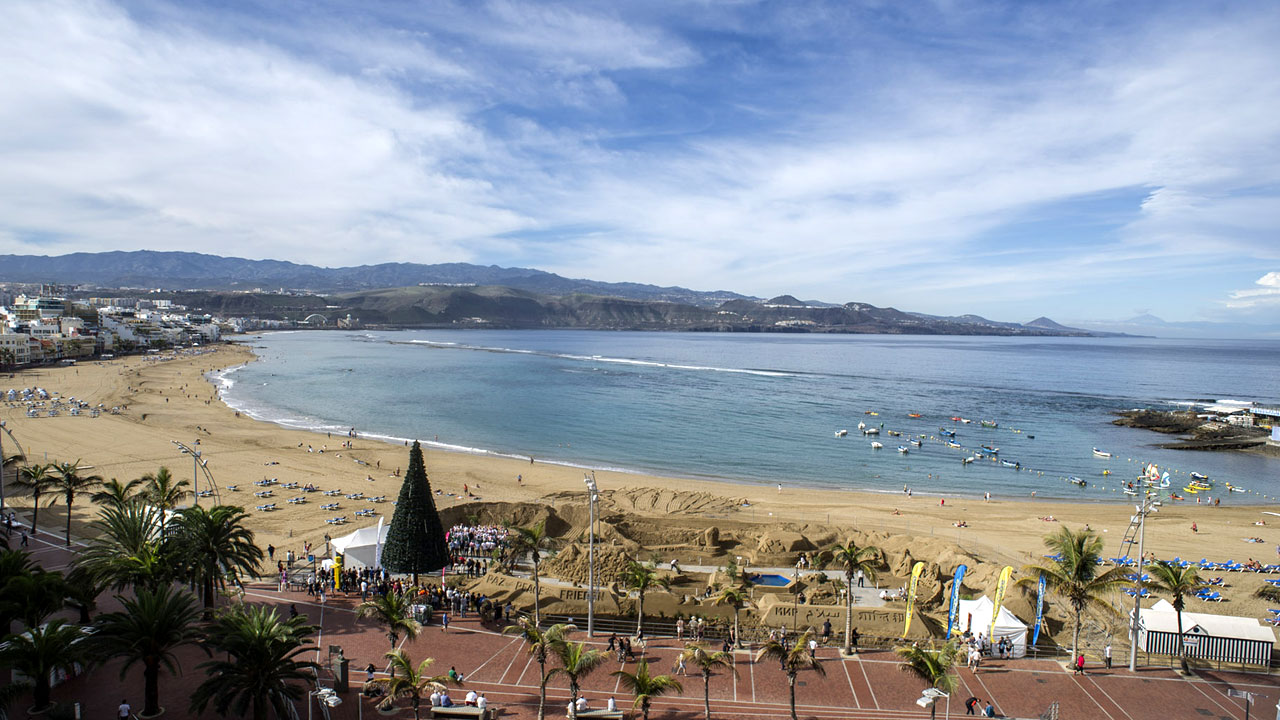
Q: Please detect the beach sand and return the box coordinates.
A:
[4,343,1273,572]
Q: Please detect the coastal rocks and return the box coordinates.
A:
[1112,409,1202,434]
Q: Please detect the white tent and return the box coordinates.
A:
[330,520,389,569]
[956,595,1028,658]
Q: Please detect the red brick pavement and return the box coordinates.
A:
[15,576,1280,720]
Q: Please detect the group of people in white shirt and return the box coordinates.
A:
[428,688,488,710]
[568,695,619,714]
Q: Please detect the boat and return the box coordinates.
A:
[1067,476,1087,487]
[1227,485,1246,493]
[1190,472,1209,481]
[887,430,902,437]
[946,441,962,448]
[981,420,998,428]
[858,421,866,430]
[870,442,883,449]
[864,427,880,436]
[1092,448,1112,458]
[981,445,999,454]
[939,428,956,437]
[865,411,879,416]
[1027,435,1035,439]
[960,418,972,424]
[1171,494,1184,500]
[898,446,909,454]
[962,456,975,464]
[1123,488,1137,496]
[1188,480,1212,491]
[950,416,962,421]
[908,413,922,418]
[909,439,923,447]
[835,429,848,437]
[1000,459,1020,469]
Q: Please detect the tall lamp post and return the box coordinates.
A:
[171,440,203,506]
[584,472,598,638]
[0,420,8,513]
[1128,466,1160,672]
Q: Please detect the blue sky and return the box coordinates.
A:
[1,0,1278,327]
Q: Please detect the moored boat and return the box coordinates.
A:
[939,428,956,437]
[1092,448,1112,458]
[908,413,922,418]
[870,441,883,449]
[1190,472,1209,481]
[864,427,880,435]
[835,429,848,437]
[897,446,909,454]
[1067,476,1087,487]
[981,420,998,428]
[1000,459,1020,469]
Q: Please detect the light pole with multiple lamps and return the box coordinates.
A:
[584,472,598,637]
[1128,469,1159,672]
[171,440,204,506]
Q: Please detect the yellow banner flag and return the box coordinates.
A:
[903,561,926,638]
[333,552,344,591]
[990,565,1013,639]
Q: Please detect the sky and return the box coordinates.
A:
[1,0,1278,327]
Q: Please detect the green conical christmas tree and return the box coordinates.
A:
[381,441,450,581]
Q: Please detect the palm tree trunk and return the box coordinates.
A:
[733,609,741,649]
[532,556,541,627]
[65,493,74,546]
[1175,607,1188,673]
[642,699,650,720]
[413,696,421,720]
[537,659,547,720]
[254,696,267,720]
[144,659,160,716]
[569,680,579,720]
[636,589,645,635]
[788,673,797,720]
[844,574,854,654]
[1071,606,1082,660]
[703,672,711,720]
[30,489,40,537]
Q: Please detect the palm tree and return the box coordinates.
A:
[370,649,455,720]
[680,643,736,720]
[64,565,110,623]
[2,568,68,628]
[549,640,606,719]
[0,543,37,630]
[0,619,89,712]
[504,618,575,720]
[51,459,103,545]
[172,505,263,609]
[91,477,144,509]
[1146,560,1203,673]
[190,604,317,720]
[76,502,174,593]
[824,541,879,655]
[712,586,749,649]
[896,641,960,720]
[612,659,683,720]
[754,629,825,720]
[139,467,191,511]
[508,520,549,626]
[12,463,56,538]
[89,585,203,717]
[624,560,671,636]
[356,590,422,651]
[1017,526,1129,659]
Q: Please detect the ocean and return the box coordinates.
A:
[213,330,1280,503]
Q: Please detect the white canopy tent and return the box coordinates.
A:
[330,519,389,569]
[956,595,1028,658]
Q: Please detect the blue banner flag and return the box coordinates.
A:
[1032,573,1046,645]
[946,564,968,639]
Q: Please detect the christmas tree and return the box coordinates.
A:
[381,440,449,581]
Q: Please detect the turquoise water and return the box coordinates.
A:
[215,330,1280,502]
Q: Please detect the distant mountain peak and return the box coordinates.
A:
[764,295,805,306]
[1126,313,1168,325]
[1025,316,1069,330]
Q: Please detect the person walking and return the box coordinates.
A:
[118,699,132,719]
[1104,643,1112,669]
[965,696,981,715]
[1075,653,1086,674]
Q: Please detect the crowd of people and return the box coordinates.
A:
[446,523,510,557]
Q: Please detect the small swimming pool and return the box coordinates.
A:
[751,573,793,587]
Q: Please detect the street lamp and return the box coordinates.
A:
[172,440,203,506]
[917,688,950,720]
[1128,468,1160,672]
[0,420,8,513]
[584,472,598,638]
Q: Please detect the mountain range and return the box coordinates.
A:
[2,250,1124,336]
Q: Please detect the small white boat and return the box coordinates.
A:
[962,456,975,464]
[835,429,848,437]
[858,421,866,430]
[897,446,909,454]
[1092,448,1112,458]
[870,441,883,449]
[864,427,880,435]
[909,439,923,447]
[1190,472,1209,481]
[1123,488,1137,496]
[1067,476,1087,487]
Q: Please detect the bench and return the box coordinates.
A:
[574,711,623,719]
[431,707,488,720]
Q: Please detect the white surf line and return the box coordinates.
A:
[841,657,860,708]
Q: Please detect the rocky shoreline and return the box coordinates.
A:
[1113,409,1269,451]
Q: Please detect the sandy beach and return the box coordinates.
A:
[4,342,1274,570]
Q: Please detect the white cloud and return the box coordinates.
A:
[1226,272,1280,309]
